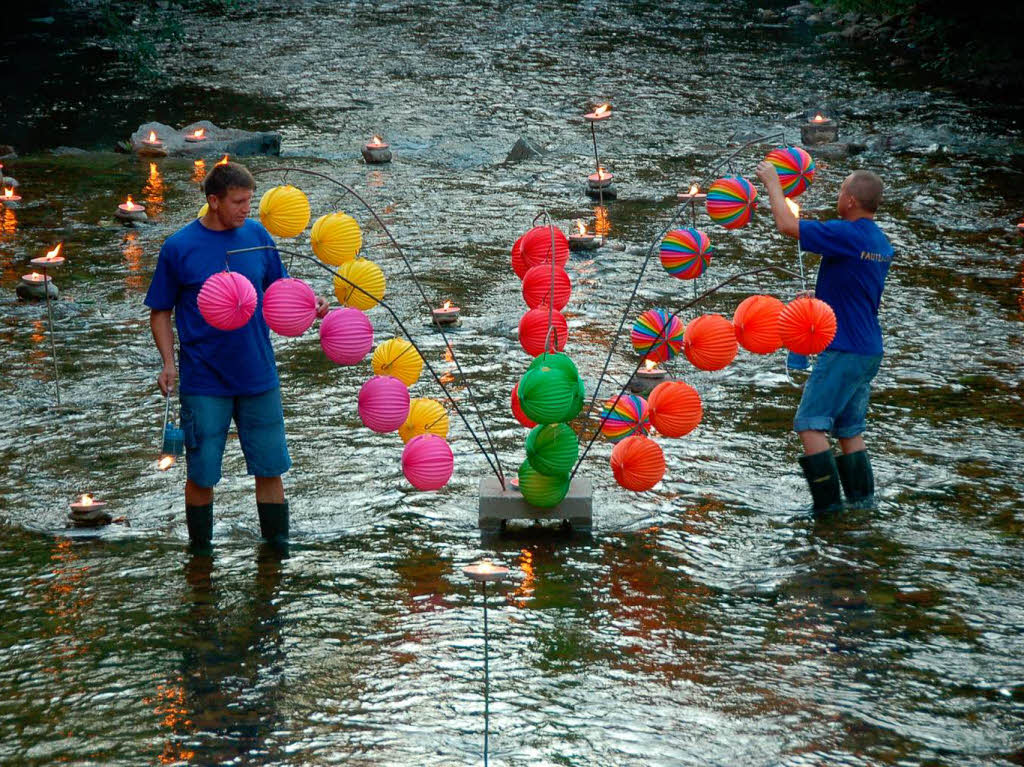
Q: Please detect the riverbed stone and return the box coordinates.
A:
[505,137,543,163]
[129,120,282,158]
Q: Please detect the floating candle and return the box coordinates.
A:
[584,103,612,122]
[677,183,707,204]
[30,242,66,269]
[362,135,392,164]
[431,300,460,325]
[463,558,510,583]
[185,127,207,143]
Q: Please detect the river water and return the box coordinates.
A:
[1,1,1023,765]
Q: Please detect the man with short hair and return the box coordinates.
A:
[756,164,894,514]
[146,161,327,547]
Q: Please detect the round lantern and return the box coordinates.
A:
[334,258,386,311]
[519,307,568,357]
[732,294,784,355]
[518,460,570,508]
[262,278,317,337]
[765,146,816,198]
[197,271,257,331]
[647,381,702,438]
[402,434,454,491]
[511,236,528,280]
[311,211,362,266]
[522,264,572,311]
[630,308,684,363]
[610,436,665,492]
[371,337,424,386]
[399,397,450,444]
[197,203,208,219]
[517,363,581,425]
[660,227,713,280]
[706,176,757,230]
[599,395,650,443]
[528,351,579,377]
[258,185,311,238]
[520,225,570,270]
[358,376,411,433]
[525,423,579,477]
[778,297,837,355]
[320,307,374,365]
[511,382,538,428]
[683,313,738,371]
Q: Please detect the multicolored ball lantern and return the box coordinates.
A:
[659,227,713,280]
[262,277,317,337]
[525,423,579,477]
[599,394,650,443]
[511,235,528,280]
[357,375,411,433]
[311,211,362,266]
[521,264,572,311]
[399,397,450,444]
[319,307,374,365]
[732,294,784,355]
[518,460,570,508]
[334,258,385,311]
[197,271,257,331]
[511,382,538,428]
[647,381,702,438]
[401,434,454,491]
[610,435,665,492]
[683,313,738,371]
[765,146,816,198]
[778,297,837,355]
[258,185,311,238]
[371,338,424,386]
[706,176,758,230]
[520,225,570,270]
[517,360,584,425]
[519,307,568,357]
[630,308,684,363]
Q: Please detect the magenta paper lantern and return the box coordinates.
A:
[401,433,454,490]
[358,375,411,433]
[319,307,373,365]
[197,271,257,331]
[262,278,317,336]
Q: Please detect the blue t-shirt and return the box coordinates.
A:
[799,218,893,355]
[145,219,286,396]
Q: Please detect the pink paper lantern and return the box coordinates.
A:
[319,307,373,365]
[401,434,454,490]
[358,375,410,433]
[197,271,257,331]
[263,278,317,336]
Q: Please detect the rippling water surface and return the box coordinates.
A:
[1,1,1023,765]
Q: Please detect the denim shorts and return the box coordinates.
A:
[179,387,291,488]
[794,350,882,438]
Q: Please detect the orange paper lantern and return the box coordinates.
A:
[610,436,665,492]
[647,381,702,438]
[732,294,784,355]
[778,297,837,355]
[521,264,571,310]
[518,307,568,357]
[683,313,738,371]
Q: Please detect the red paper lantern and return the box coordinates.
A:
[732,294,784,355]
[511,236,528,279]
[683,313,738,371]
[511,382,538,428]
[778,297,837,355]
[521,225,570,270]
[519,307,568,357]
[521,264,571,311]
[647,381,702,438]
[610,436,665,492]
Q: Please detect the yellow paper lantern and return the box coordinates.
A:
[333,258,385,310]
[258,185,311,238]
[311,212,362,266]
[372,337,424,386]
[399,397,449,443]
[197,202,208,218]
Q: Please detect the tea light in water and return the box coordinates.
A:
[463,559,510,583]
[20,271,52,286]
[584,103,612,122]
[185,127,207,143]
[70,493,107,513]
[142,131,163,148]
[116,195,148,222]
[677,183,707,204]
[1,186,22,205]
[362,135,392,164]
[587,166,614,189]
[800,111,838,145]
[634,358,667,385]
[30,242,66,269]
[431,299,460,325]
[568,219,600,251]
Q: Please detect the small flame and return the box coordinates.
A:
[644,359,660,371]
[576,219,586,235]
[192,128,205,139]
[370,134,384,146]
[148,131,158,142]
[44,242,62,260]
[596,165,610,179]
[786,198,800,218]
[689,184,699,195]
[158,455,176,471]
[79,493,93,506]
[442,300,453,310]
[2,187,13,199]
[124,195,137,210]
[26,271,44,281]
[595,103,610,116]
[217,155,229,165]
[812,112,826,123]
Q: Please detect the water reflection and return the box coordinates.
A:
[593,205,611,237]
[122,230,144,292]
[143,162,165,219]
[192,160,206,186]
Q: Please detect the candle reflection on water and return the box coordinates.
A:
[143,162,165,218]
[123,229,144,291]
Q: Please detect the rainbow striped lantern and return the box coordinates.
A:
[630,308,684,363]
[659,227,713,280]
[599,394,650,443]
[765,146,816,198]
[706,176,758,230]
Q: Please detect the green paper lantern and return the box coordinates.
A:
[528,352,579,380]
[518,364,579,425]
[525,423,579,476]
[518,460,570,508]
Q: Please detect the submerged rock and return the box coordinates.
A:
[505,137,543,164]
[128,120,282,158]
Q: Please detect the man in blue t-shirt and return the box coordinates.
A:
[145,162,327,547]
[756,163,893,514]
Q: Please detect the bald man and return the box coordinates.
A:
[755,165,893,514]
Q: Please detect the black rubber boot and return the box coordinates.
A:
[257,501,289,548]
[798,450,843,516]
[836,450,875,507]
[186,503,213,548]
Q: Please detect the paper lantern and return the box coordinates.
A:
[519,307,568,357]
[358,376,410,433]
[778,297,837,355]
[197,203,208,219]
[660,227,713,280]
[518,460,570,508]
[400,397,449,443]
[402,434,454,491]
[706,176,757,230]
[372,337,424,386]
[683,313,738,371]
[522,264,572,311]
[610,436,665,492]
[258,185,310,238]
[526,423,579,476]
[262,278,317,337]
[517,363,580,425]
[765,146,816,198]
[334,258,385,311]
[511,236,528,279]
[599,395,650,443]
[511,382,538,428]
[320,307,373,365]
[521,226,570,270]
[733,294,784,355]
[311,212,362,266]
[197,271,257,331]
[630,308,684,363]
[647,381,702,438]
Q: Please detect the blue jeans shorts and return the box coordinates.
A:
[794,350,882,438]
[179,387,291,488]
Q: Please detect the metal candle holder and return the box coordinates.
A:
[68,494,111,527]
[584,103,613,205]
[27,244,65,405]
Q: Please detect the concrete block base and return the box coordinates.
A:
[479,476,592,533]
